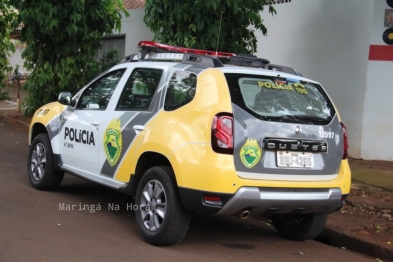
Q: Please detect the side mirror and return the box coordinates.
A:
[58,92,72,106]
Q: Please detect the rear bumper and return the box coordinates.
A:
[179,186,345,216]
[217,187,344,216]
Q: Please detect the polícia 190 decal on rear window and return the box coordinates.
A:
[257,81,308,95]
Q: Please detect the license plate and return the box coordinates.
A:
[277,151,314,168]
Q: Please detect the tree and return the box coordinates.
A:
[10,0,128,115]
[0,0,17,100]
[83,49,122,85]
[144,0,276,54]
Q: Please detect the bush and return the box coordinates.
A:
[22,49,122,115]
[12,0,128,115]
[82,49,122,85]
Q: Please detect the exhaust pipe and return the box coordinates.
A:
[235,210,250,220]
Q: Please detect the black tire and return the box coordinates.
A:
[27,133,64,190]
[135,166,191,246]
[272,213,327,241]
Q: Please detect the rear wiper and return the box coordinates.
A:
[293,114,329,122]
[275,114,330,123]
[276,114,298,121]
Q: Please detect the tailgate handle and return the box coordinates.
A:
[133,125,145,135]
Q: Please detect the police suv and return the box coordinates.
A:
[27,41,351,246]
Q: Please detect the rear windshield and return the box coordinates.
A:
[225,73,335,125]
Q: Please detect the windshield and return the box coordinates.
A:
[225,73,335,125]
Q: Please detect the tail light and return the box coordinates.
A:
[203,196,222,206]
[340,122,348,159]
[211,113,234,154]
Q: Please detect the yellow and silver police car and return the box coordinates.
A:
[27,41,350,246]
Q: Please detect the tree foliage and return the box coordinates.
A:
[0,0,17,100]
[83,49,122,85]
[10,0,128,115]
[144,0,276,54]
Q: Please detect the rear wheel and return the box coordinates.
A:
[28,133,64,190]
[272,213,327,241]
[135,166,191,246]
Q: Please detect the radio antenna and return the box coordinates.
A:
[215,12,223,56]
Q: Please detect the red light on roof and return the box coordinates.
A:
[138,40,156,49]
[137,40,236,58]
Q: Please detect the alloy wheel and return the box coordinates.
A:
[30,143,47,181]
[140,180,167,231]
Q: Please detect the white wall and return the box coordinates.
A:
[255,0,374,158]
[361,0,393,160]
[117,8,154,57]
[8,45,29,73]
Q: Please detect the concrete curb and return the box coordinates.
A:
[320,224,393,261]
[0,113,30,132]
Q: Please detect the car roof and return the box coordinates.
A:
[217,66,319,85]
[111,55,319,85]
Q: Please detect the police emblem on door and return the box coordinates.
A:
[103,118,122,166]
[240,138,261,168]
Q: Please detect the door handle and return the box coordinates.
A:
[91,121,100,130]
[133,125,145,135]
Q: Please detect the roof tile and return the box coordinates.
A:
[123,0,145,10]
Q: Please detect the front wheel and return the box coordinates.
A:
[134,166,191,246]
[27,133,64,190]
[272,213,328,241]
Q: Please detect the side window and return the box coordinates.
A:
[77,69,126,110]
[164,71,197,111]
[117,68,163,110]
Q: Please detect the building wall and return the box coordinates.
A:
[361,0,393,160]
[96,36,126,60]
[255,0,375,159]
[118,8,154,56]
[99,8,151,59]
[8,45,29,73]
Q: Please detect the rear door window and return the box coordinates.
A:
[225,73,335,125]
[164,71,197,111]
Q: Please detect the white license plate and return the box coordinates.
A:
[277,151,314,168]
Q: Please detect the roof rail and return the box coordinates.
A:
[228,54,302,76]
[181,54,223,67]
[229,54,270,68]
[266,64,303,77]
[119,54,139,63]
[118,52,224,68]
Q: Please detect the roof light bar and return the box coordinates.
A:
[138,40,236,59]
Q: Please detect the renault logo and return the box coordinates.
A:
[295,126,302,136]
